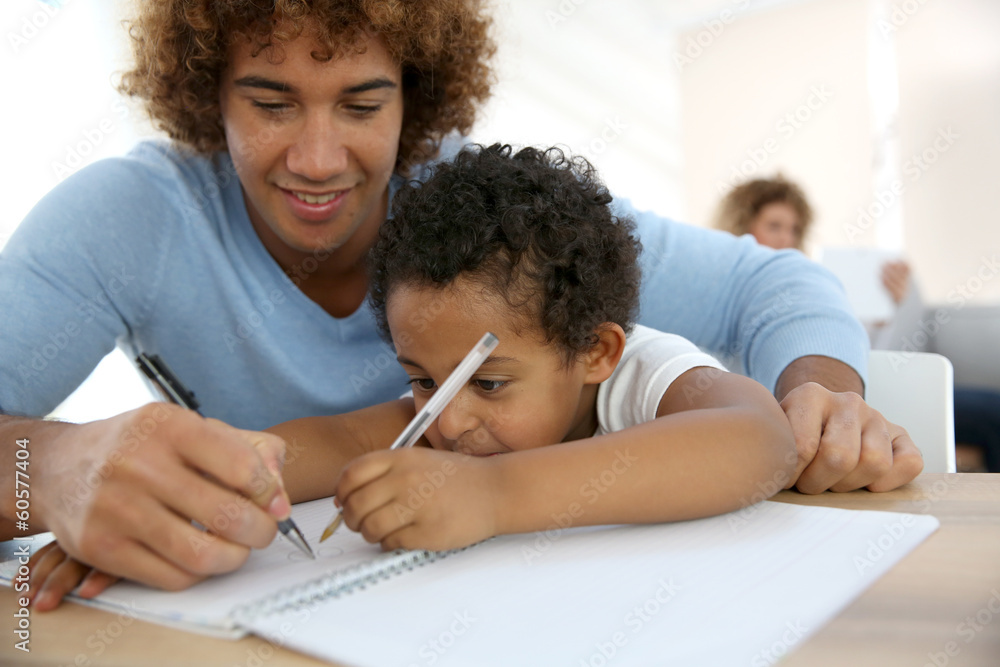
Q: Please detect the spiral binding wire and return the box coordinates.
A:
[230,546,468,623]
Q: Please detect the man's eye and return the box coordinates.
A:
[345,104,382,117]
[251,101,290,113]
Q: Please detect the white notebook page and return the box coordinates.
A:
[243,501,938,666]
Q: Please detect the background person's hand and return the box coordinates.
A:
[881,260,912,305]
[33,403,292,591]
[780,382,924,493]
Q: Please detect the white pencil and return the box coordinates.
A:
[320,332,500,542]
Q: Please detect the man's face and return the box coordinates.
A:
[218,30,404,264]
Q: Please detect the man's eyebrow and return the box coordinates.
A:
[232,76,398,95]
[344,77,398,94]
[396,354,519,369]
[233,76,294,93]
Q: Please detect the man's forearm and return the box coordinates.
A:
[774,355,865,401]
[0,414,65,534]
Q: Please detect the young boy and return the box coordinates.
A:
[26,144,795,602]
[281,143,796,551]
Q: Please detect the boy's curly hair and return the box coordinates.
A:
[118,0,495,173]
[368,144,642,362]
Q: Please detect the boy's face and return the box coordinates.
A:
[218,28,403,265]
[385,278,602,456]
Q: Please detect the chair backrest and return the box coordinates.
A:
[866,351,956,473]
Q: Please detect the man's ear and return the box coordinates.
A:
[582,323,627,384]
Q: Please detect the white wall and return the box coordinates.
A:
[894,0,1000,304]
[470,0,686,216]
[677,0,1000,305]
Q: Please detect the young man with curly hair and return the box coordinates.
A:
[2,1,921,597]
[27,145,797,602]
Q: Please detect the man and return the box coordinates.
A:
[0,0,921,592]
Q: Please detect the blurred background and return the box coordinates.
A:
[2,0,998,422]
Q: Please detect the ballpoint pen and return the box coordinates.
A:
[319,331,500,542]
[135,352,315,559]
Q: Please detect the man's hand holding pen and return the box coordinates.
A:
[26,403,293,603]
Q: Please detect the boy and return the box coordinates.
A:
[28,144,795,600]
[284,143,796,550]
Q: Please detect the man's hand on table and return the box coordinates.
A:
[775,356,925,494]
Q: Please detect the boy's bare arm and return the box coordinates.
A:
[268,398,417,504]
[491,368,797,534]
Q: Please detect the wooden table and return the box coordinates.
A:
[2,473,998,667]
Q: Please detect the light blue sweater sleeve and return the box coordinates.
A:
[619,199,868,393]
[0,152,175,416]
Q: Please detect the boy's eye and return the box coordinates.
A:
[409,378,436,391]
[474,379,506,392]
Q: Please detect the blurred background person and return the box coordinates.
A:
[712,175,812,251]
[715,176,998,473]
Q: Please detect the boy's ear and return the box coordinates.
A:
[582,323,627,384]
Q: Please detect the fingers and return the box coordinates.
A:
[337,454,402,543]
[335,452,394,504]
[347,491,411,545]
[97,494,253,581]
[866,426,924,492]
[142,462,278,550]
[32,559,91,611]
[780,384,825,489]
[26,542,70,607]
[783,386,913,494]
[25,542,118,611]
[76,569,120,599]
[174,419,288,518]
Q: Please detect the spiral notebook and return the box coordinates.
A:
[3,498,939,665]
[28,498,469,640]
